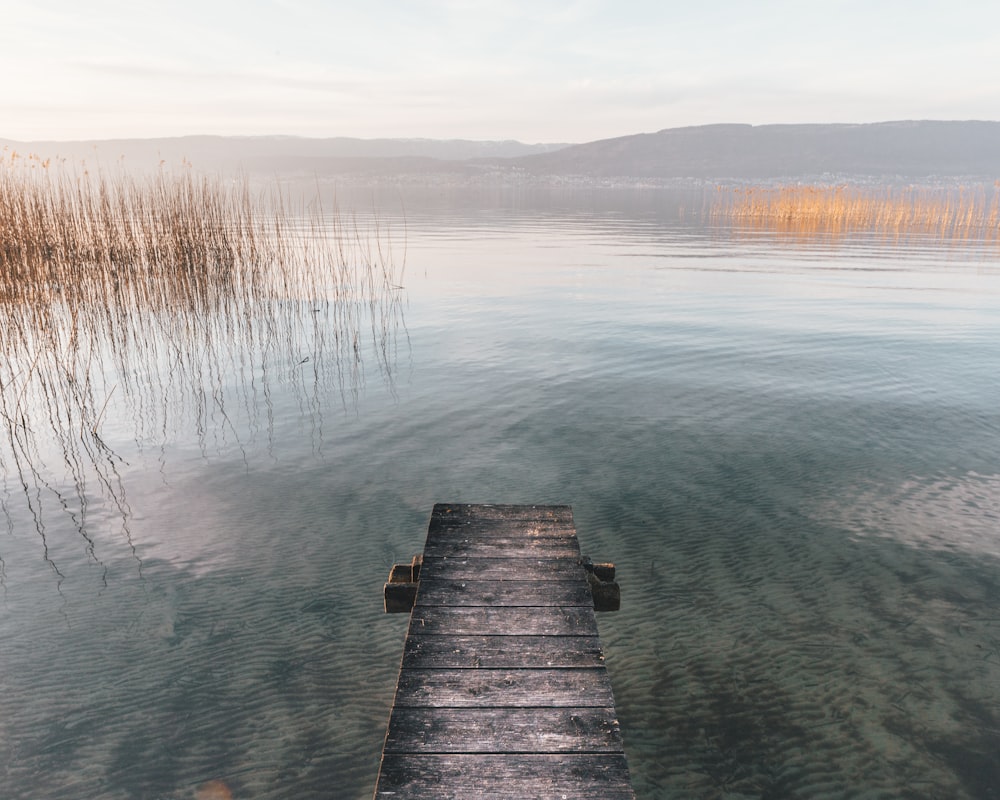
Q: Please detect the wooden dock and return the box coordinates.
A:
[374,503,635,800]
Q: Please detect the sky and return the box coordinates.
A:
[3,0,999,143]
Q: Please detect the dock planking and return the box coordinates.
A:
[374,503,635,800]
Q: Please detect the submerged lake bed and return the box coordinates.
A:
[2,183,999,799]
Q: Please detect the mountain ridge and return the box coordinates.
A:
[4,121,998,179]
[502,120,1000,179]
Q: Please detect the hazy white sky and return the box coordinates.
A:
[3,0,998,143]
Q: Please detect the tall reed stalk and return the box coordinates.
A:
[0,150,406,581]
[712,183,1000,241]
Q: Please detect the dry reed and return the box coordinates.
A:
[712,183,1000,241]
[1,150,406,578]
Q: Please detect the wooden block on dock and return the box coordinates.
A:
[373,503,635,799]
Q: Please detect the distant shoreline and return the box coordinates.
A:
[5,120,999,182]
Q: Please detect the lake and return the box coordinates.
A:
[1,183,999,799]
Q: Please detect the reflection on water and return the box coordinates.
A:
[829,472,1000,559]
[0,163,406,588]
[1,184,999,799]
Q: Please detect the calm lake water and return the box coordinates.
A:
[2,184,999,799]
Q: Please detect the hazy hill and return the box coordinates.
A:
[4,121,998,180]
[0,135,569,172]
[503,121,1000,179]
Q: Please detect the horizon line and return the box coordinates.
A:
[5,118,1000,147]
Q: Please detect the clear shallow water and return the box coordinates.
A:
[2,186,1000,799]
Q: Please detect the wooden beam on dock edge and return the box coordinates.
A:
[373,503,635,800]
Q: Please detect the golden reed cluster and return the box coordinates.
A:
[1,149,405,562]
[1,147,404,392]
[712,183,1000,240]
[0,148,390,310]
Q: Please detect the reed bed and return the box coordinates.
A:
[712,183,1000,241]
[1,150,406,575]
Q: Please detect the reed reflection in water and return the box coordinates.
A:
[0,153,406,583]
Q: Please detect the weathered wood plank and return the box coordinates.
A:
[427,522,574,540]
[393,668,614,708]
[414,579,594,608]
[374,504,634,800]
[408,606,598,636]
[402,635,606,669]
[383,706,624,753]
[431,503,574,523]
[425,525,579,543]
[428,520,577,540]
[423,535,582,560]
[418,556,585,581]
[374,753,634,800]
